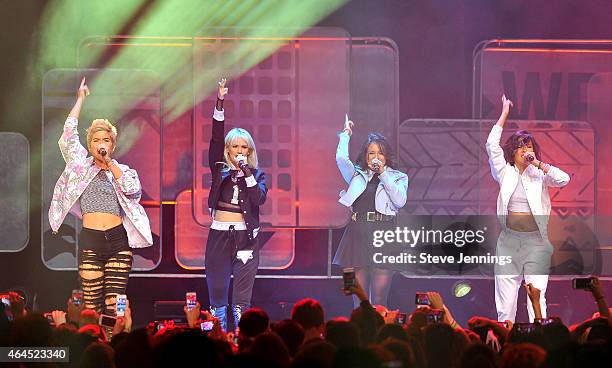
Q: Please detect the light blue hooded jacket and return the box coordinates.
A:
[336,131,408,215]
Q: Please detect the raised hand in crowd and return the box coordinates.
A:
[184,301,202,328]
[50,310,67,327]
[66,297,84,326]
[468,316,511,339]
[427,291,461,329]
[570,315,609,341]
[202,309,229,342]
[587,276,610,322]
[5,292,26,319]
[345,277,369,303]
[524,283,542,320]
[383,308,399,325]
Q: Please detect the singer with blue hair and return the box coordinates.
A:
[205,78,268,331]
[333,116,409,308]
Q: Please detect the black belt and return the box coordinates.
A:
[351,211,395,222]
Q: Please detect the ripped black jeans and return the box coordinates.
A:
[78,224,133,315]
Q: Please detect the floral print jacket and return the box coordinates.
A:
[48,117,153,248]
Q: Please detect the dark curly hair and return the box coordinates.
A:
[502,130,541,166]
[354,132,397,171]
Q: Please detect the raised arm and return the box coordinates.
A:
[336,115,356,184]
[58,77,90,163]
[589,277,611,322]
[209,78,228,170]
[485,95,512,183]
[428,291,462,329]
[525,283,543,320]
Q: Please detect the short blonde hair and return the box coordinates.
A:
[223,128,258,169]
[86,119,117,150]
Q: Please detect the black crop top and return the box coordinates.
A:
[215,173,243,213]
[351,174,380,213]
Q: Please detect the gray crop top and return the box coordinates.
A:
[80,170,121,217]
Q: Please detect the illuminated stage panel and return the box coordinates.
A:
[194,29,380,229]
[588,73,612,217]
[78,31,396,229]
[42,69,162,271]
[297,37,400,227]
[399,119,597,275]
[193,39,301,228]
[175,190,294,270]
[473,40,612,121]
[587,73,612,274]
[292,32,351,228]
[174,190,208,269]
[0,133,29,252]
[78,36,195,202]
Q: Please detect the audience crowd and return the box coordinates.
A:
[1,277,610,367]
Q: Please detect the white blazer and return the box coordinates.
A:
[485,124,570,241]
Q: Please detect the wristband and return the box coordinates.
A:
[216,97,224,110]
[537,161,542,170]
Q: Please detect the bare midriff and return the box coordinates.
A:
[214,201,244,222]
[82,213,122,230]
[506,211,539,232]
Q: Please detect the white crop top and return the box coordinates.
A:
[507,179,531,213]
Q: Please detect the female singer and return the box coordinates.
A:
[486,95,570,322]
[333,117,408,307]
[49,77,153,315]
[206,78,267,330]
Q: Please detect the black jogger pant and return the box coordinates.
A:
[205,226,260,308]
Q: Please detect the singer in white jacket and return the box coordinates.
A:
[486,95,570,323]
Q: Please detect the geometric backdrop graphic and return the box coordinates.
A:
[399,119,593,215]
[399,119,598,275]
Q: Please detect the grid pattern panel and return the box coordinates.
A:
[193,41,297,227]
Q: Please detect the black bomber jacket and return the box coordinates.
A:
[207,110,267,243]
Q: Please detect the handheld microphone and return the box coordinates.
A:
[236,155,248,170]
[98,147,107,157]
[371,158,382,171]
[523,152,534,162]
